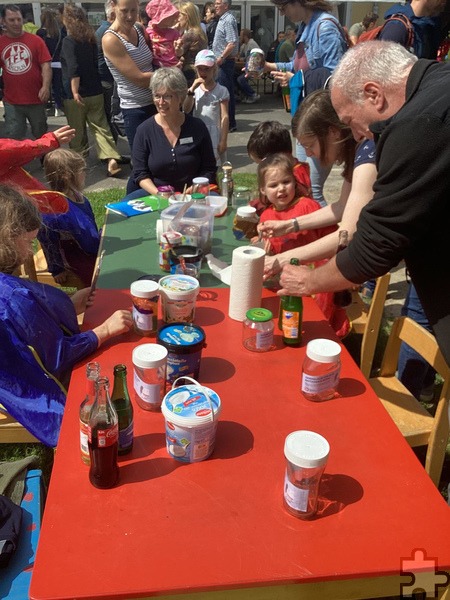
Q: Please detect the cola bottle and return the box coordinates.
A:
[111,364,134,455]
[88,376,119,489]
[79,362,100,465]
[333,230,352,308]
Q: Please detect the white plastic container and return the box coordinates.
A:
[301,339,342,401]
[130,280,159,335]
[159,274,200,324]
[283,430,330,519]
[132,343,168,411]
[206,195,227,217]
[160,202,215,253]
[161,377,221,463]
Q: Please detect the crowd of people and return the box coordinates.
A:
[0,0,449,450]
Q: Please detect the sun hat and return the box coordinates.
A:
[195,49,216,67]
[146,0,179,26]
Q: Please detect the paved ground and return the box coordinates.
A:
[1,92,407,318]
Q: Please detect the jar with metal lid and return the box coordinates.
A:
[192,177,210,196]
[301,338,341,401]
[191,193,207,205]
[242,308,274,352]
[130,280,159,335]
[233,186,251,209]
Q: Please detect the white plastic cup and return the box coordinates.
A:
[159,274,200,324]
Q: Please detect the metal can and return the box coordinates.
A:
[159,231,183,272]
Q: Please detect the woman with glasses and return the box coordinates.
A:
[265,0,348,207]
[125,67,217,197]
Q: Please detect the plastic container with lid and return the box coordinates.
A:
[157,323,206,385]
[132,343,168,411]
[161,377,221,463]
[159,274,200,324]
[192,177,210,196]
[301,338,341,401]
[130,280,159,335]
[161,202,215,253]
[283,430,330,519]
[242,308,274,352]
[232,206,259,240]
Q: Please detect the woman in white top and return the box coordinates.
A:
[102,0,156,149]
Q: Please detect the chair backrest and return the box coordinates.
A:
[347,273,391,378]
[379,316,450,485]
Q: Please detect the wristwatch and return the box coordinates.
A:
[292,218,300,232]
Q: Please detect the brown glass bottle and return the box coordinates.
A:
[333,230,352,308]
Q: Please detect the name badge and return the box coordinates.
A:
[180,137,193,144]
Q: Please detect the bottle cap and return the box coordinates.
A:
[306,339,341,363]
[192,177,209,185]
[132,344,168,369]
[284,430,330,468]
[237,206,257,218]
[246,308,273,322]
[130,280,159,298]
[191,193,206,200]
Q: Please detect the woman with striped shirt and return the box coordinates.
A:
[103,0,156,149]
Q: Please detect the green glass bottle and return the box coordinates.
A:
[279,258,303,346]
[111,364,134,455]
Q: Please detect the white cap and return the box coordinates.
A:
[192,177,209,184]
[284,430,330,468]
[130,280,159,298]
[237,206,257,218]
[132,344,168,369]
[306,339,341,363]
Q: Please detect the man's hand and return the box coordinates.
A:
[278,264,312,297]
[270,70,293,87]
[73,92,84,106]
[38,85,50,103]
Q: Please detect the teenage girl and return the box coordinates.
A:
[183,49,229,165]
[40,149,100,288]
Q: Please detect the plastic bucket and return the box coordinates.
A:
[157,323,206,385]
[159,274,200,324]
[161,377,221,463]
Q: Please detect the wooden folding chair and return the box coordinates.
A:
[346,273,391,379]
[0,409,40,443]
[368,316,450,487]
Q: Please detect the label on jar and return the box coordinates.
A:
[134,369,162,406]
[133,305,156,332]
[284,473,309,512]
[256,329,273,350]
[301,367,341,394]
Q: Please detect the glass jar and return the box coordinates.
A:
[130,280,159,336]
[132,343,168,411]
[232,206,259,240]
[191,193,207,205]
[242,308,274,352]
[283,430,330,519]
[301,339,341,401]
[233,186,251,209]
[192,177,210,196]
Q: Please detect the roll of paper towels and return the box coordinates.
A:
[228,245,266,321]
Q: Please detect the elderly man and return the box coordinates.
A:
[278,41,450,367]
[0,4,52,139]
[212,0,238,132]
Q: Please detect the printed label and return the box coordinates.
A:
[301,368,341,394]
[134,370,162,406]
[95,424,118,447]
[133,305,156,331]
[80,420,89,457]
[119,420,134,450]
[282,310,299,339]
[284,473,309,512]
[256,329,273,350]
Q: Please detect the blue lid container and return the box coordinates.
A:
[157,323,206,384]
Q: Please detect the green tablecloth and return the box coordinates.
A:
[97,207,242,289]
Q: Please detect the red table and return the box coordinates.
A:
[30,288,450,600]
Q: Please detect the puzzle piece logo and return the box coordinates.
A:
[400,548,449,598]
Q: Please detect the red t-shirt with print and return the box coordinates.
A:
[0,32,51,104]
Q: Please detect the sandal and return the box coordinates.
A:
[107,158,122,177]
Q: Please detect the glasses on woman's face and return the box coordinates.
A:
[276,0,292,14]
[154,94,174,103]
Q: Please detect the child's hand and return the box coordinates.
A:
[54,125,76,146]
[192,77,204,89]
[54,270,69,285]
[258,219,292,238]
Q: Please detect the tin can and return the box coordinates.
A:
[159,231,183,272]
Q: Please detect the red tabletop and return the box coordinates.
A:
[30,288,450,600]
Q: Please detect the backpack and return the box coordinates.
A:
[358,13,414,52]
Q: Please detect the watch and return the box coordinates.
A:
[292,218,300,232]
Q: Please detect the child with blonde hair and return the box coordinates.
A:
[183,49,229,164]
[40,149,100,288]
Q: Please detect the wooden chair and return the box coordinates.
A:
[346,273,391,379]
[0,410,40,443]
[369,316,450,487]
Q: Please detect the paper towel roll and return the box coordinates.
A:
[228,246,266,321]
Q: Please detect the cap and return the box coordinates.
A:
[195,49,216,67]
[284,430,330,468]
[306,339,341,364]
